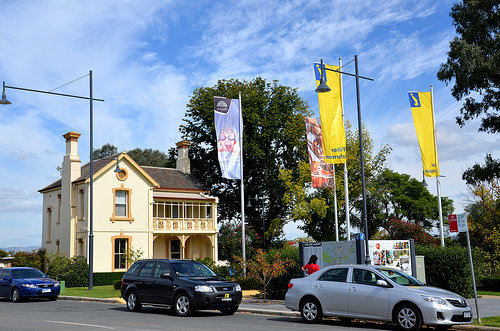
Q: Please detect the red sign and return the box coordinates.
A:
[448,214,458,233]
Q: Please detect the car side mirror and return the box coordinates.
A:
[161,271,173,280]
[377,279,390,287]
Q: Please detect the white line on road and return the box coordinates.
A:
[45,320,114,329]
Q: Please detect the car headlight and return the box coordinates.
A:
[421,295,448,305]
[234,284,242,292]
[54,282,60,287]
[195,285,213,292]
[22,284,37,289]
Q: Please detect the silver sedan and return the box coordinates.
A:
[285,264,472,331]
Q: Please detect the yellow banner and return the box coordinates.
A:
[314,62,346,164]
[409,91,439,177]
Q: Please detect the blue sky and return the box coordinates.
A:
[0,0,497,248]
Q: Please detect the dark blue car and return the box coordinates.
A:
[0,267,60,302]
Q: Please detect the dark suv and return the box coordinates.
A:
[120,259,242,316]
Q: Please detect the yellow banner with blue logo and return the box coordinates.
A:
[314,62,346,164]
[408,91,439,177]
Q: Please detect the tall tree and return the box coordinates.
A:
[93,143,117,160]
[437,0,500,134]
[280,120,392,241]
[127,148,174,168]
[464,179,500,262]
[180,77,312,245]
[369,169,454,231]
[437,1,500,184]
[92,143,175,168]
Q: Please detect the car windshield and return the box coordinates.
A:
[377,267,425,286]
[172,262,217,277]
[11,268,47,279]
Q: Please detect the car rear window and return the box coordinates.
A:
[125,262,143,276]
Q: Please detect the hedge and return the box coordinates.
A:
[93,272,126,286]
[416,244,486,298]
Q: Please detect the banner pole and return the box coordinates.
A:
[340,57,350,241]
[239,92,246,276]
[431,85,444,247]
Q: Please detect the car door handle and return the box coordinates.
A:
[349,287,357,291]
[315,284,323,288]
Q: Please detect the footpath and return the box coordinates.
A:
[59,290,500,330]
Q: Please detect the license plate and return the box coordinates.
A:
[42,289,51,293]
[464,311,471,318]
[222,298,232,301]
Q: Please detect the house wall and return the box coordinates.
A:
[41,189,62,255]
[87,158,154,273]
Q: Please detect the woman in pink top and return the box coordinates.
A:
[301,255,320,275]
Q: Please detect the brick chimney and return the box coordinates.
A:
[176,140,191,174]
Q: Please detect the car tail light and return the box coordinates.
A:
[287,283,294,289]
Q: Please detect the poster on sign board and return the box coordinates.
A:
[368,240,412,275]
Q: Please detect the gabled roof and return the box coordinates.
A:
[39,153,207,193]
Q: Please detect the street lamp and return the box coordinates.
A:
[247,195,266,249]
[1,71,104,289]
[316,56,373,265]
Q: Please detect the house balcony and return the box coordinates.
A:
[153,217,216,233]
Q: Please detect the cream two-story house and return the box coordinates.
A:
[39,132,218,273]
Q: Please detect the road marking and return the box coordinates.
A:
[45,320,114,329]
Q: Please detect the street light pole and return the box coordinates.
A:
[1,71,104,288]
[316,56,373,264]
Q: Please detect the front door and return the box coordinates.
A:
[347,268,390,319]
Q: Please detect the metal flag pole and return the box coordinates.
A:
[430,84,444,247]
[238,92,246,276]
[340,57,350,241]
[333,163,339,241]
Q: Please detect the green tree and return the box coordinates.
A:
[462,153,500,185]
[437,1,500,184]
[218,221,260,262]
[127,148,175,168]
[0,249,8,258]
[93,143,118,159]
[180,77,312,245]
[385,218,439,246]
[437,0,500,134]
[280,120,391,240]
[93,143,175,168]
[464,179,500,262]
[369,169,454,231]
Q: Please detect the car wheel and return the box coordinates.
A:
[395,304,422,331]
[11,288,20,303]
[174,293,193,317]
[220,306,238,315]
[300,298,322,324]
[126,291,142,312]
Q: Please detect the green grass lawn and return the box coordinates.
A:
[62,285,121,298]
[473,316,500,328]
[478,290,500,297]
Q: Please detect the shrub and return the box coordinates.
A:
[264,245,300,299]
[416,244,486,298]
[113,280,122,290]
[93,272,126,286]
[478,277,500,292]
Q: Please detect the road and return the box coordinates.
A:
[0,299,400,331]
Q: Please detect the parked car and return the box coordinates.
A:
[285,264,472,331]
[121,259,242,316]
[0,267,60,302]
